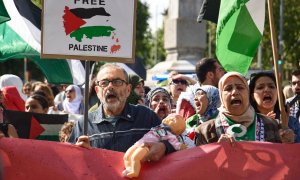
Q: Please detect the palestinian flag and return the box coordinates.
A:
[0,0,85,85]
[216,0,265,75]
[4,110,68,141]
[63,6,115,42]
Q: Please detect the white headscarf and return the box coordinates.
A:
[62,85,83,114]
[0,74,27,101]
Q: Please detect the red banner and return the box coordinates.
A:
[0,138,299,180]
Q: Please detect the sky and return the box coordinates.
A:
[140,0,169,32]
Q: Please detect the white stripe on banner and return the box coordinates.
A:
[67,60,85,85]
[4,0,41,52]
[40,124,64,136]
[246,0,265,34]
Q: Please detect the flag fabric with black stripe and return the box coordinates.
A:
[216,0,265,75]
[197,0,220,23]
[0,0,10,24]
[3,110,68,141]
[0,0,85,85]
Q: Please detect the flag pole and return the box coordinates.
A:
[83,60,90,135]
[24,58,28,82]
[267,0,288,129]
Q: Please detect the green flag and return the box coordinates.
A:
[216,0,265,75]
[0,0,10,24]
[0,0,85,84]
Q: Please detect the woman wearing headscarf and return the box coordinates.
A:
[145,87,173,120]
[0,74,27,101]
[195,72,294,145]
[58,85,84,114]
[145,87,195,148]
[249,71,300,143]
[185,85,220,139]
[127,74,145,105]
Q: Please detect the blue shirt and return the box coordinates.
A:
[69,103,162,152]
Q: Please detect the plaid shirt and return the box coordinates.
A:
[286,96,300,122]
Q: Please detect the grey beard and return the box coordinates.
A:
[103,101,121,112]
[102,97,128,112]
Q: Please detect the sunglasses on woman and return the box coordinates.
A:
[171,79,188,85]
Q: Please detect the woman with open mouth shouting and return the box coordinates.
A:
[145,87,173,120]
[249,71,300,143]
[195,72,295,145]
[145,87,195,148]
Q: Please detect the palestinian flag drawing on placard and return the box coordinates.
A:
[63,6,121,54]
[0,0,85,85]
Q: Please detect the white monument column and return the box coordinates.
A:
[164,0,206,70]
[146,0,207,85]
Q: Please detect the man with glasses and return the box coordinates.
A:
[287,69,300,122]
[69,64,175,161]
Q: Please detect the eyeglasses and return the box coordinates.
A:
[171,79,188,85]
[65,89,74,94]
[97,79,127,87]
[291,81,300,86]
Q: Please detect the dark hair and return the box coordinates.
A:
[195,58,218,83]
[32,90,47,97]
[249,71,281,119]
[144,86,151,96]
[28,94,49,109]
[292,69,300,77]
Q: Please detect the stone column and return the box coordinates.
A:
[164,0,206,66]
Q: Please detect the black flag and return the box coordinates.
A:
[197,0,220,23]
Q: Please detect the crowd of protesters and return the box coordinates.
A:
[1,58,300,164]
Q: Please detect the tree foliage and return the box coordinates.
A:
[261,0,300,72]
[206,0,300,76]
[147,27,167,67]
[135,0,153,65]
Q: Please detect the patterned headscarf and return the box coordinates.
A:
[194,85,220,121]
[145,87,173,108]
